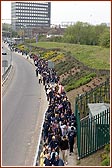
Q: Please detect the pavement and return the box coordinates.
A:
[2,43,77,166]
[66,146,77,166]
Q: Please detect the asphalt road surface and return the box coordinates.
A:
[2,43,12,74]
[2,50,41,166]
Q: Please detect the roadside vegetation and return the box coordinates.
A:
[101,144,110,166]
[16,41,110,93]
[15,42,109,102]
[29,42,110,70]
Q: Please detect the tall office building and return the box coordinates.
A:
[11,2,51,30]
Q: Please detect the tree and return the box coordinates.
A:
[99,29,110,48]
[63,22,110,47]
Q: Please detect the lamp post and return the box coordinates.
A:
[89,14,92,25]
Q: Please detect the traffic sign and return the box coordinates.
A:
[48,60,54,69]
[2,60,8,67]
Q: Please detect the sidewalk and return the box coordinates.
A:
[66,148,77,166]
[58,142,77,166]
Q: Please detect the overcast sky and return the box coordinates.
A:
[1,1,111,25]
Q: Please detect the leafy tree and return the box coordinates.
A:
[2,23,11,31]
[99,29,110,48]
[62,22,110,47]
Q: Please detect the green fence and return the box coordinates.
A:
[76,78,110,119]
[75,79,110,159]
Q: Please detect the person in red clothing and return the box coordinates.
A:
[58,83,64,94]
[60,135,69,165]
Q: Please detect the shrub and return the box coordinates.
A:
[101,153,108,161]
[100,144,110,166]
[101,156,110,166]
[104,144,110,152]
[50,53,64,62]
[65,73,96,92]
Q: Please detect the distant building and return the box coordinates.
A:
[11,2,51,30]
[61,21,75,28]
[46,27,65,38]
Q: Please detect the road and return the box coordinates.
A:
[2,49,42,166]
[2,43,12,74]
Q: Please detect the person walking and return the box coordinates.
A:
[53,153,64,166]
[38,73,42,84]
[46,86,50,101]
[43,75,46,85]
[49,136,59,154]
[43,153,53,166]
[68,126,77,155]
[48,88,54,104]
[43,119,50,143]
[50,148,58,164]
[60,124,68,137]
[60,135,69,165]
[35,67,39,77]
[40,147,47,166]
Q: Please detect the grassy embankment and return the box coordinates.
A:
[27,42,109,92]
[16,42,110,93]
[31,42,110,70]
[17,41,110,93]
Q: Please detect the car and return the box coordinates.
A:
[2,50,7,55]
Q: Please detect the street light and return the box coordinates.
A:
[89,14,92,25]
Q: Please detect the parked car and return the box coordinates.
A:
[2,50,7,55]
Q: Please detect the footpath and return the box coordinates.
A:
[18,51,77,166]
[2,43,77,166]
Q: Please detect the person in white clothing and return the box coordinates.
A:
[38,73,42,84]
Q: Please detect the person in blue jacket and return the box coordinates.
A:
[53,153,64,166]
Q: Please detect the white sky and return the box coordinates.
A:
[1,1,111,25]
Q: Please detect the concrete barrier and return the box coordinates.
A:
[2,65,12,86]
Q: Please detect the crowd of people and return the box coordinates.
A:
[32,54,77,166]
